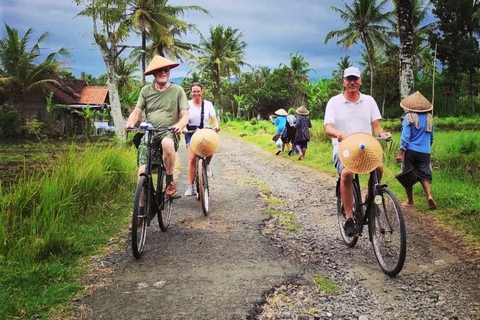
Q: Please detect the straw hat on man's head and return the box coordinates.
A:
[144,55,180,76]
[274,108,288,116]
[296,105,309,115]
[338,132,383,174]
[400,91,433,113]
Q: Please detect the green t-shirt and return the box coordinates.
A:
[136,83,189,128]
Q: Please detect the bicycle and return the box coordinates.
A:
[185,127,219,216]
[336,135,407,277]
[129,123,180,259]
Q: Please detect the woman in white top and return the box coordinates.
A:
[184,83,220,196]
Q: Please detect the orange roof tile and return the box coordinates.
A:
[78,86,109,105]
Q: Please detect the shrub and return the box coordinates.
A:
[0,110,21,138]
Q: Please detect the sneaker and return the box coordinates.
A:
[184,185,196,196]
[165,180,177,197]
[344,218,358,237]
[206,165,213,178]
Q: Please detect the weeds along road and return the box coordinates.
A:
[77,133,480,320]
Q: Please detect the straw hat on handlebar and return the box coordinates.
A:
[190,128,220,157]
[338,132,383,174]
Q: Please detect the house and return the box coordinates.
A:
[23,78,110,135]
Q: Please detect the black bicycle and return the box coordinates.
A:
[336,137,407,277]
[129,123,179,259]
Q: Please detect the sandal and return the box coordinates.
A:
[275,150,281,156]
[427,198,437,210]
[288,150,293,156]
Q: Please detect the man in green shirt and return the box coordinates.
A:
[125,55,189,197]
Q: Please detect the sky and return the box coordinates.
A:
[0,0,397,80]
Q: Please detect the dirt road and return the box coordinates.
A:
[77,134,480,320]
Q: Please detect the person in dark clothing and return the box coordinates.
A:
[294,105,312,160]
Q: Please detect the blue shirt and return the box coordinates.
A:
[400,113,434,154]
[273,116,287,135]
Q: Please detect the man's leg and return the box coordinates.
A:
[162,137,177,196]
[340,168,354,219]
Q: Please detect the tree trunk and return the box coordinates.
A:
[142,29,146,84]
[396,0,415,99]
[96,35,126,141]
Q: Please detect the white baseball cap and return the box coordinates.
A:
[343,67,361,78]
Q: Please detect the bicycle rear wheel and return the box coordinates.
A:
[156,168,171,231]
[198,158,209,215]
[370,187,407,277]
[337,180,361,247]
[132,176,149,259]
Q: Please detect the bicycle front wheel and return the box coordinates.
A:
[337,180,361,247]
[157,168,171,231]
[197,158,209,215]
[370,187,407,277]
[132,176,149,259]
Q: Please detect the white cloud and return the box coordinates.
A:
[1,0,371,79]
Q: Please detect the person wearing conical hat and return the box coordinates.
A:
[324,66,392,237]
[293,105,312,160]
[395,91,436,210]
[269,108,290,155]
[124,55,189,214]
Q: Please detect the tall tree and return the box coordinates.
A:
[430,0,480,113]
[394,0,415,99]
[74,0,130,140]
[280,53,313,106]
[196,25,249,118]
[324,0,393,95]
[0,24,69,128]
[128,0,209,82]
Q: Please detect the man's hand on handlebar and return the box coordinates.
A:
[169,124,183,134]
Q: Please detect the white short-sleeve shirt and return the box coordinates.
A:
[324,92,382,154]
[187,99,216,127]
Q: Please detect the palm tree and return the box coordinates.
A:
[280,53,313,106]
[325,0,393,94]
[128,0,209,82]
[0,24,69,128]
[393,0,436,98]
[332,55,352,81]
[195,25,250,118]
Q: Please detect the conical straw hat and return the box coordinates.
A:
[190,129,220,157]
[274,108,288,116]
[144,55,180,75]
[400,91,433,112]
[295,105,309,115]
[338,132,383,174]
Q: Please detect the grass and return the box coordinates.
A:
[266,209,300,232]
[313,274,342,293]
[223,119,480,245]
[0,142,137,319]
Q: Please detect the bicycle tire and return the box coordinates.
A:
[337,179,361,247]
[157,168,171,231]
[195,159,200,201]
[198,158,209,215]
[132,176,149,259]
[369,187,407,277]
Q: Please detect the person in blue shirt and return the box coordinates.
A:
[269,108,288,155]
[395,91,436,210]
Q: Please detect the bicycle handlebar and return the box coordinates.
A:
[183,127,219,134]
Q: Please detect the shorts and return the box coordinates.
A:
[403,149,432,183]
[137,131,179,167]
[295,140,308,149]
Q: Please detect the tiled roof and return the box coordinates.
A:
[79,86,109,105]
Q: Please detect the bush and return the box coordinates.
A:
[0,110,21,138]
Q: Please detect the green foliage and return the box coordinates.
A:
[0,143,137,318]
[23,119,46,139]
[0,110,21,138]
[313,275,342,293]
